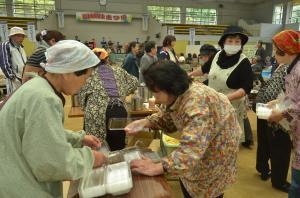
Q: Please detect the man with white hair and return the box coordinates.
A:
[0,26,27,94]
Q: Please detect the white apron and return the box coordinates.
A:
[208,51,247,142]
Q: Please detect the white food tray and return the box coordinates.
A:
[256,103,272,119]
[79,161,133,198]
[106,161,133,195]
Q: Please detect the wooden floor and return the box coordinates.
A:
[63,96,289,198]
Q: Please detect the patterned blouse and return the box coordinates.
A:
[78,65,138,140]
[256,64,288,132]
[147,83,241,198]
[283,59,300,170]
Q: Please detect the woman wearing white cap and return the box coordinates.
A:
[0,26,27,94]
[0,40,106,197]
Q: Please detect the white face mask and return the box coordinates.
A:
[224,44,241,55]
[199,59,206,65]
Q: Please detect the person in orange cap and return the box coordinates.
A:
[268,29,300,197]
[79,48,138,151]
[92,48,109,61]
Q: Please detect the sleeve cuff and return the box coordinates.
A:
[161,158,171,173]
[78,130,86,146]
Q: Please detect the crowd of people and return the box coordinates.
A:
[0,25,299,198]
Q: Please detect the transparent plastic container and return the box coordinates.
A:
[256,103,272,119]
[109,117,149,133]
[97,140,110,157]
[143,151,161,163]
[123,150,141,163]
[108,118,143,131]
[108,151,124,164]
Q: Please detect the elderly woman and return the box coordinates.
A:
[0,40,106,197]
[255,63,291,192]
[79,48,138,151]
[208,26,253,145]
[125,60,241,198]
[268,30,300,198]
[22,30,65,83]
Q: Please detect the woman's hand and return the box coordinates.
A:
[130,156,164,176]
[124,119,151,135]
[188,69,202,77]
[268,109,284,123]
[93,151,107,168]
[82,135,101,150]
[267,99,279,108]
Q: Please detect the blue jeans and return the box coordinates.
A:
[289,168,300,198]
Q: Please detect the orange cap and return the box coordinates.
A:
[92,48,109,60]
[272,30,300,55]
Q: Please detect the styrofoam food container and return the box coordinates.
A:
[256,103,272,119]
[79,162,133,197]
[79,167,106,198]
[106,161,133,196]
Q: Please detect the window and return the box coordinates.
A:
[272,4,283,24]
[147,6,180,24]
[290,3,300,23]
[186,8,217,25]
[0,0,6,16]
[13,0,55,18]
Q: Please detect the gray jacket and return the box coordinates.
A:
[139,53,158,83]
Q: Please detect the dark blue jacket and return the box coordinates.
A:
[122,53,139,79]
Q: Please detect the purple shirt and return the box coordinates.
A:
[98,64,119,98]
[284,59,300,170]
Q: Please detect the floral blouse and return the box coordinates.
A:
[79,65,138,140]
[147,83,242,198]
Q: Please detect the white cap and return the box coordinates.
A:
[9,27,26,37]
[42,40,100,74]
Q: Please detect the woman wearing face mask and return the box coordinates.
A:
[22,30,65,83]
[208,26,253,144]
